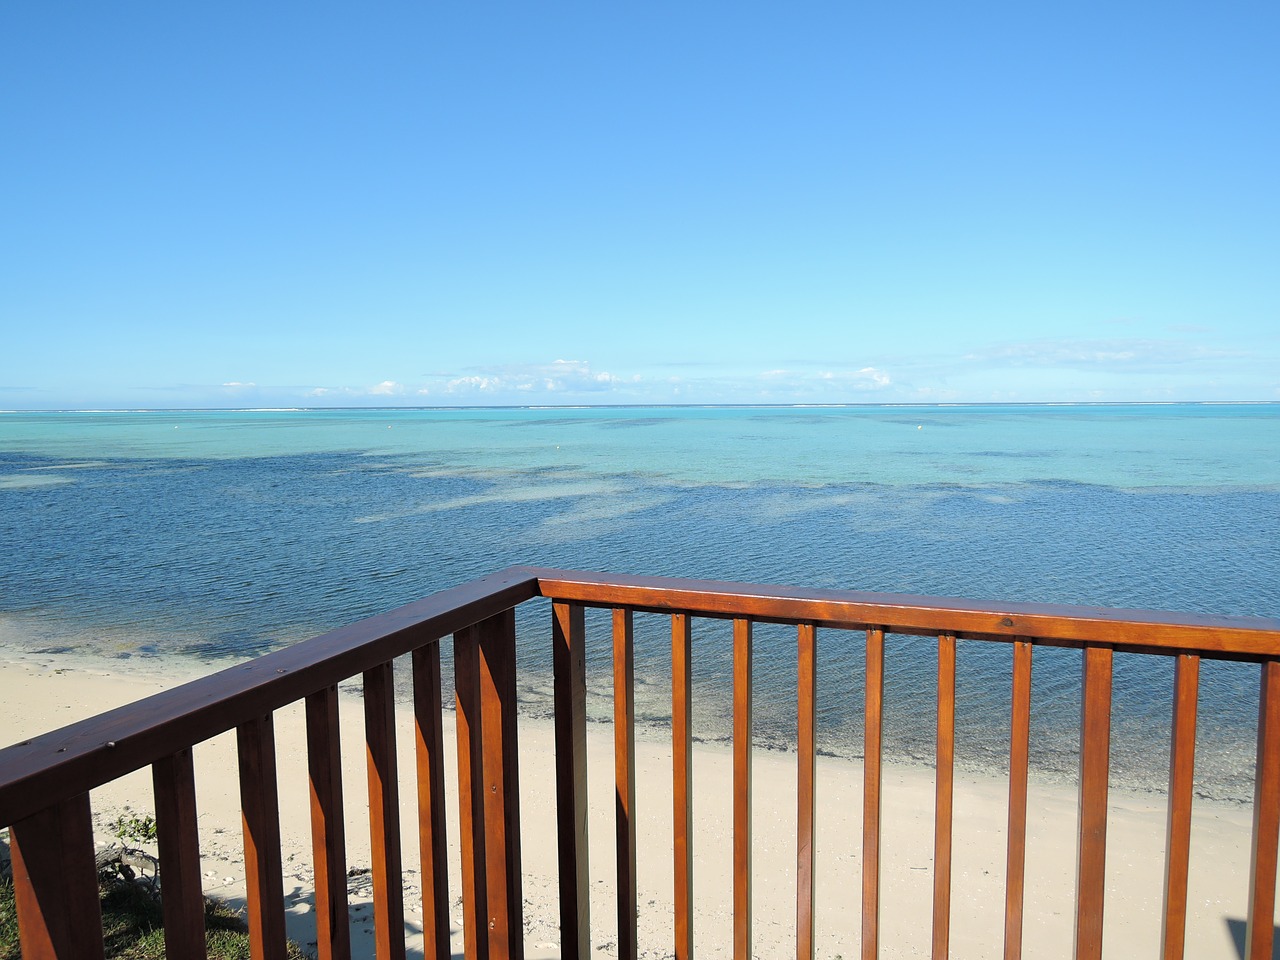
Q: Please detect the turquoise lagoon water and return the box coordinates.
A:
[1,404,1277,800]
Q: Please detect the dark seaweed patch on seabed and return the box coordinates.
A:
[596,417,677,429]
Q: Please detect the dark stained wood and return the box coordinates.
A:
[8,791,105,960]
[364,661,407,960]
[672,613,694,960]
[1003,640,1033,960]
[413,644,451,960]
[1074,646,1113,960]
[0,567,540,827]
[305,687,350,960]
[797,623,817,960]
[734,618,754,960]
[862,627,885,960]
[614,608,638,960]
[530,568,1280,658]
[933,634,956,960]
[153,748,208,960]
[1160,653,1199,960]
[553,601,591,960]
[478,609,525,960]
[454,626,489,960]
[237,714,289,960]
[1245,659,1280,960]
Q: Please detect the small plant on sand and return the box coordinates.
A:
[112,811,158,844]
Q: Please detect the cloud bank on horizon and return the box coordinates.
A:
[0,5,1276,409]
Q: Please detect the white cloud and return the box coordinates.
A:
[368,380,406,396]
[222,381,256,389]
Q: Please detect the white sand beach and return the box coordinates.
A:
[0,651,1269,959]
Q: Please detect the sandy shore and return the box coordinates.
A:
[0,651,1270,959]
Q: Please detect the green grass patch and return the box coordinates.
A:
[0,872,309,959]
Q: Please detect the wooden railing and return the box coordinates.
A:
[1,566,1278,960]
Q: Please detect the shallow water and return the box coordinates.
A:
[1,404,1277,799]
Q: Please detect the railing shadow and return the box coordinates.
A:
[1226,917,1280,960]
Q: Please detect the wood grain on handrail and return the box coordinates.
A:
[0,567,540,827]
[529,568,1280,657]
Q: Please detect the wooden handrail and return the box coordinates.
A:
[0,567,538,827]
[527,567,1280,657]
[3,566,1280,960]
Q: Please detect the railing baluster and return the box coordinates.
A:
[365,661,407,960]
[672,613,694,960]
[734,617,754,960]
[1245,658,1280,960]
[862,627,885,960]
[553,601,591,960]
[238,713,289,960]
[154,747,208,960]
[797,623,818,960]
[413,644,451,960]
[455,625,489,960]
[9,791,105,960]
[477,609,525,960]
[933,634,956,960]
[1003,639,1033,960]
[615,608,638,960]
[1160,653,1199,960]
[1074,646,1113,960]
[306,686,350,960]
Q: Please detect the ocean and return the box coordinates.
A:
[1,404,1277,801]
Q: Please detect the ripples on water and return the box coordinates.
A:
[0,405,1277,801]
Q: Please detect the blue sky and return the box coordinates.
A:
[2,3,1277,408]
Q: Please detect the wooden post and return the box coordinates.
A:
[672,613,694,960]
[933,634,956,960]
[797,623,817,960]
[1245,659,1280,960]
[154,748,208,960]
[734,618,754,960]
[9,792,105,960]
[238,713,289,960]
[553,601,591,960]
[414,643,452,960]
[1074,646,1113,960]
[365,661,407,960]
[1160,653,1199,960]
[455,625,489,960]
[614,608,638,960]
[305,686,351,960]
[1004,640,1032,960]
[862,627,885,960]
[480,609,525,960]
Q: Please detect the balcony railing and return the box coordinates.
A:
[1,566,1278,960]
